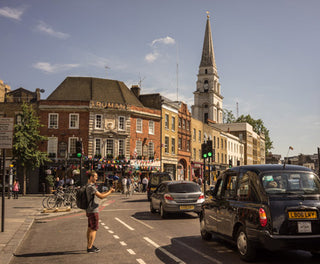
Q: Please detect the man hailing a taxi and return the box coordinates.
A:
[86,171,115,253]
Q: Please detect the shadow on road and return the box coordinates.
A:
[132,211,199,221]
[122,198,149,203]
[13,250,86,258]
[152,235,319,264]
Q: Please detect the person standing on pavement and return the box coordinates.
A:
[12,179,20,199]
[86,171,115,253]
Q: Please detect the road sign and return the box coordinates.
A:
[0,118,14,149]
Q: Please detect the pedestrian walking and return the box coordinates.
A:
[142,176,148,192]
[126,176,132,197]
[12,179,20,199]
[122,176,127,195]
[86,171,115,253]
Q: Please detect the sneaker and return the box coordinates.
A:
[87,245,100,253]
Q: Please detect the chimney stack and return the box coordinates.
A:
[131,85,140,98]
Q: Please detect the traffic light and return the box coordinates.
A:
[76,140,82,158]
[202,140,213,160]
[201,143,208,159]
[229,159,232,168]
[207,140,213,158]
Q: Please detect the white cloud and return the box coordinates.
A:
[36,21,69,39]
[145,36,175,63]
[33,62,79,73]
[151,36,175,46]
[0,6,25,20]
[145,51,160,63]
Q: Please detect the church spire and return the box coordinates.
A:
[200,12,217,73]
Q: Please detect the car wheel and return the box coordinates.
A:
[150,201,156,213]
[160,203,167,219]
[200,214,212,241]
[236,226,256,261]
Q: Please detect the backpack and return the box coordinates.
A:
[76,184,90,209]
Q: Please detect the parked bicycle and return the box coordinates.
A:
[42,186,77,209]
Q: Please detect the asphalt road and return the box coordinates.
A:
[10,193,320,264]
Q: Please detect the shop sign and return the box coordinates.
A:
[90,101,130,110]
[130,160,160,168]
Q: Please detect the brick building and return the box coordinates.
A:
[39,77,161,182]
[177,102,192,181]
[139,93,179,179]
[0,85,43,193]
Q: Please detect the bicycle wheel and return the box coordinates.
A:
[68,193,77,208]
[42,196,49,208]
[47,196,57,209]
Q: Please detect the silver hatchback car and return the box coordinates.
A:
[150,181,205,218]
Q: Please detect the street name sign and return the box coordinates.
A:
[0,117,14,149]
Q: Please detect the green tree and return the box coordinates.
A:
[12,103,50,195]
[236,114,273,154]
[223,109,236,123]
[223,110,273,155]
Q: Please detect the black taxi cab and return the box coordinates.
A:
[200,164,320,261]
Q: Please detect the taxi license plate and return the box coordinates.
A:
[180,205,194,210]
[298,221,312,233]
[288,211,317,219]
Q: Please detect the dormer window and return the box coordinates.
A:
[204,80,209,92]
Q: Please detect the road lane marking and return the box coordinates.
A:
[120,241,127,246]
[143,237,186,264]
[101,222,105,226]
[127,249,136,255]
[113,235,120,239]
[103,226,109,230]
[115,217,135,230]
[130,216,154,229]
[172,238,222,264]
[136,258,146,264]
[108,230,114,234]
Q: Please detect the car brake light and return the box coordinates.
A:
[259,208,267,227]
[164,194,174,201]
[198,194,204,200]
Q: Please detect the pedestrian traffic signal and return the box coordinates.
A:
[76,140,82,158]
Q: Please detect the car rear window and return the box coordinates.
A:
[168,183,201,193]
[150,174,171,185]
[261,172,320,194]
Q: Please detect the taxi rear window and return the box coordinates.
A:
[262,172,320,194]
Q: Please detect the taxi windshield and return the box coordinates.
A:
[261,172,320,194]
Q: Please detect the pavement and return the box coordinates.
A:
[0,194,83,264]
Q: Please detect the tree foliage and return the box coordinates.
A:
[12,103,50,194]
[223,110,273,154]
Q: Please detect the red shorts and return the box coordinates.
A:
[86,213,99,231]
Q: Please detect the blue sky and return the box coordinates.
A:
[0,0,319,158]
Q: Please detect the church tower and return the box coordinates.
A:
[191,13,223,124]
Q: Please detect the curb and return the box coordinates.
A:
[1,216,34,264]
